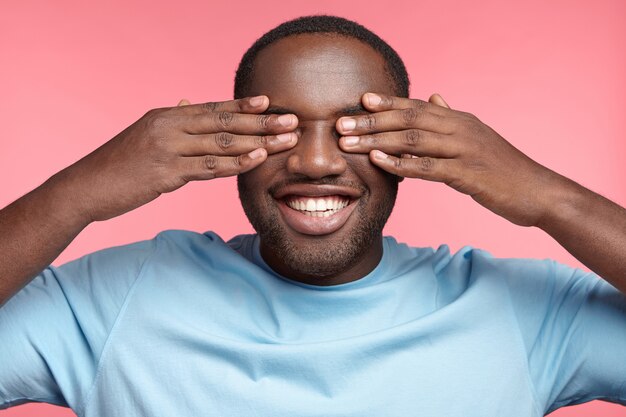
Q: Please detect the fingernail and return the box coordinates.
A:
[372,150,388,160]
[248,148,265,159]
[249,96,266,107]
[340,118,356,131]
[343,136,359,146]
[366,93,382,106]
[278,114,295,127]
[275,133,294,143]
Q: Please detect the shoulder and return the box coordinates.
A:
[383,236,609,303]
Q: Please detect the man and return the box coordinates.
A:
[0,15,625,416]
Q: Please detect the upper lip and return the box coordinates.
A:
[273,184,362,199]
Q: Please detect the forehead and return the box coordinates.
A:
[247,34,395,118]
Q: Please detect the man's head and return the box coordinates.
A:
[234,15,409,99]
[235,16,409,285]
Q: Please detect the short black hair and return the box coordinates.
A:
[234,15,409,99]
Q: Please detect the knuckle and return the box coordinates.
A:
[255,135,269,147]
[257,114,271,129]
[364,134,380,146]
[466,118,485,136]
[405,129,421,146]
[144,109,168,130]
[214,132,234,151]
[393,157,404,170]
[459,112,483,132]
[146,107,167,117]
[402,107,418,126]
[414,99,428,111]
[201,101,219,112]
[203,155,218,174]
[465,111,479,121]
[143,108,159,120]
[362,114,377,131]
[217,111,233,128]
[233,99,245,112]
[419,156,435,171]
[232,155,244,169]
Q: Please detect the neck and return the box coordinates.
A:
[259,235,384,286]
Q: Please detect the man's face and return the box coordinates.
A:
[237,34,399,285]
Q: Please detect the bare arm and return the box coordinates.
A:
[336,92,626,294]
[0,176,90,306]
[537,176,626,293]
[0,97,298,307]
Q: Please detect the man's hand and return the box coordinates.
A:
[337,93,626,293]
[0,95,299,305]
[51,96,298,223]
[336,92,563,227]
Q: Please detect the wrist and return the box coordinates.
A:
[535,172,587,233]
[41,170,94,229]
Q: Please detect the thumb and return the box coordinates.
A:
[177,98,191,106]
[429,93,450,109]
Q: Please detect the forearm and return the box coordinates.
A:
[0,174,90,307]
[537,175,626,294]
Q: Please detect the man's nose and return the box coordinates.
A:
[286,123,347,179]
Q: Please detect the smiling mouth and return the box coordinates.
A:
[284,195,352,217]
[271,183,362,235]
[275,194,359,236]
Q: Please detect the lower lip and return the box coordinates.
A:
[276,199,358,236]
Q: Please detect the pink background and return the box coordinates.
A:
[1,0,624,415]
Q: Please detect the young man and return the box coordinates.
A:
[1,15,625,416]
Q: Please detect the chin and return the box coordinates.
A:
[269,230,371,279]
[237,173,398,281]
[256,200,385,281]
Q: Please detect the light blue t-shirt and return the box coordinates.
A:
[1,230,625,416]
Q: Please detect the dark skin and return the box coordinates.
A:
[0,34,625,306]
[241,34,626,291]
[237,34,400,285]
[0,83,300,305]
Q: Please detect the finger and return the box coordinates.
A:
[336,107,454,136]
[174,95,270,116]
[181,148,268,181]
[184,112,298,135]
[428,93,450,109]
[178,99,191,106]
[339,129,460,158]
[361,92,454,116]
[176,131,298,156]
[369,150,459,183]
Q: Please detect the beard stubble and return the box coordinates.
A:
[237,176,398,280]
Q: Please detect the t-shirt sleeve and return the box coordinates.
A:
[500,257,626,413]
[0,237,157,411]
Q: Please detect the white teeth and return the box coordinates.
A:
[301,209,339,217]
[286,195,351,216]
